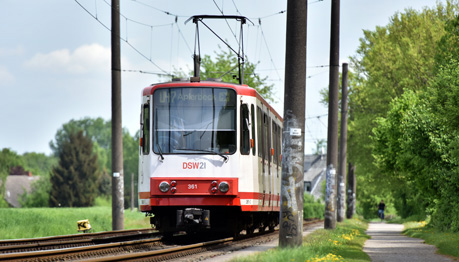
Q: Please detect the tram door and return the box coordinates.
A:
[139,99,150,188]
[262,108,271,208]
[257,107,263,208]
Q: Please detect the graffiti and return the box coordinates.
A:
[324,164,337,228]
[281,210,298,236]
[324,164,336,207]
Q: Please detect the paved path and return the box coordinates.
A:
[363,222,454,262]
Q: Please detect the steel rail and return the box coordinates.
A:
[84,237,235,262]
[0,228,156,247]
[0,237,162,261]
[0,219,322,261]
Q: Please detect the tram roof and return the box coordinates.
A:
[143,80,282,121]
[143,80,255,97]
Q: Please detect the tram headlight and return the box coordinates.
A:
[218,181,229,193]
[159,181,170,193]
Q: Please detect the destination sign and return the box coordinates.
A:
[155,88,234,104]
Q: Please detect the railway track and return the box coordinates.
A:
[0,220,322,261]
[0,228,158,253]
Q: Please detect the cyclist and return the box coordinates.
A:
[378,200,386,220]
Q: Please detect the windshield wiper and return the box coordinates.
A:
[175,148,228,162]
[183,130,196,137]
[183,122,212,138]
[156,142,165,161]
[155,111,164,161]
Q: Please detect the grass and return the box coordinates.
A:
[403,221,459,259]
[233,218,370,262]
[0,207,150,240]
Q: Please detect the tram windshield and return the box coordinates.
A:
[153,87,237,154]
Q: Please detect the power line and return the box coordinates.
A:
[175,23,193,54]
[129,0,187,17]
[250,10,286,20]
[317,116,328,128]
[258,21,282,81]
[231,0,242,15]
[74,0,171,75]
[308,64,330,68]
[102,0,172,28]
[78,1,324,78]
[75,0,110,31]
[305,122,319,143]
[122,69,171,76]
[306,114,328,119]
[249,0,324,20]
[307,70,328,79]
[212,0,240,44]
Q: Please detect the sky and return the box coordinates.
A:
[0,0,445,156]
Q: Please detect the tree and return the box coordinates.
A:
[422,57,459,230]
[369,12,459,228]
[313,139,327,155]
[176,46,275,102]
[123,130,139,209]
[20,177,52,207]
[49,117,111,155]
[22,152,57,177]
[0,148,24,207]
[20,152,56,207]
[48,117,139,204]
[435,14,459,71]
[49,130,101,207]
[342,1,459,219]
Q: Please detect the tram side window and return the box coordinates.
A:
[278,125,282,165]
[142,103,150,155]
[267,116,271,163]
[257,107,262,158]
[278,123,281,165]
[273,122,281,167]
[251,104,256,156]
[272,123,277,165]
[263,114,269,163]
[240,104,250,155]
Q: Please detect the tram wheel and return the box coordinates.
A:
[246,227,255,235]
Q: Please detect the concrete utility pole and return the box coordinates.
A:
[346,163,356,218]
[279,0,307,248]
[337,62,348,222]
[111,0,124,230]
[325,0,340,230]
[131,173,134,211]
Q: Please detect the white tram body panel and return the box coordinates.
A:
[138,80,282,234]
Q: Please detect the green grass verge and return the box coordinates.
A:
[0,207,150,240]
[233,218,370,262]
[404,221,459,259]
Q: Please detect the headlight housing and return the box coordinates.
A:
[218,181,229,193]
[159,181,170,193]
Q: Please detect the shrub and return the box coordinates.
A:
[304,193,324,219]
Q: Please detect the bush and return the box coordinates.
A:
[303,193,324,219]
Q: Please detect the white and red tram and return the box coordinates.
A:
[138,78,282,236]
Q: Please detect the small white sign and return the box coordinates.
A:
[290,128,302,136]
[113,172,120,177]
